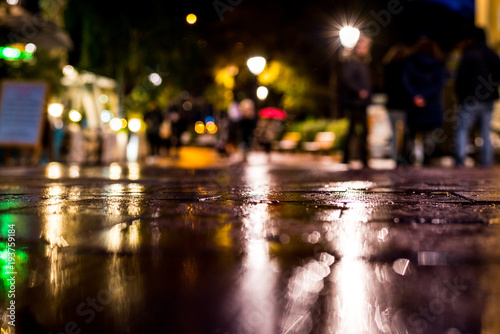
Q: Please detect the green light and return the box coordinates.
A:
[0,242,28,289]
[1,47,21,60]
[0,46,34,61]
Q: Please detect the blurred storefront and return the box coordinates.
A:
[52,67,137,164]
[477,0,500,49]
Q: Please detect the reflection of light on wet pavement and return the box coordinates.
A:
[107,223,125,253]
[43,185,71,300]
[281,253,334,333]
[332,195,371,333]
[128,220,140,251]
[244,165,271,198]
[43,186,68,248]
[127,198,141,216]
[106,220,141,253]
[105,184,125,216]
[236,165,277,334]
[105,252,142,331]
[334,260,370,333]
[47,185,64,199]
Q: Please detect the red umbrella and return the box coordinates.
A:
[258,107,287,120]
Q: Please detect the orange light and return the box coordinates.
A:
[194,121,205,134]
[206,121,217,134]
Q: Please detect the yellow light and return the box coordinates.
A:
[46,162,62,179]
[206,121,217,134]
[98,94,108,104]
[48,103,63,117]
[186,13,197,24]
[128,118,142,133]
[121,118,128,129]
[110,118,123,132]
[69,109,82,122]
[194,121,205,134]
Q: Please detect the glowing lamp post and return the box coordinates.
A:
[246,56,266,76]
[246,56,267,103]
[339,26,360,49]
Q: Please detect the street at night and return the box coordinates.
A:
[3,0,500,333]
[1,153,500,333]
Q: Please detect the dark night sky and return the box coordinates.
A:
[62,0,475,99]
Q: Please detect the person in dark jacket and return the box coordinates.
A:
[402,37,446,165]
[339,35,372,167]
[144,101,163,156]
[454,27,500,167]
[383,44,411,164]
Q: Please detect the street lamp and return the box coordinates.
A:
[256,86,269,100]
[339,26,360,49]
[246,56,266,75]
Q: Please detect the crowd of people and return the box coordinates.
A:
[141,26,500,168]
[143,100,187,158]
[340,26,500,168]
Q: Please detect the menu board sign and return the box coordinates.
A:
[0,81,48,147]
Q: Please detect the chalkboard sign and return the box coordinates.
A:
[0,81,48,147]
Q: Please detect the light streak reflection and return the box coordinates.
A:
[236,165,277,334]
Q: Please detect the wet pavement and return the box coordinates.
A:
[1,151,500,334]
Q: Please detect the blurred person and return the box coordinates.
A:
[454,27,500,168]
[339,35,372,167]
[159,110,172,156]
[215,112,231,156]
[383,44,411,165]
[402,37,446,165]
[254,117,285,160]
[167,104,187,158]
[144,101,163,156]
[238,98,257,161]
[226,100,242,154]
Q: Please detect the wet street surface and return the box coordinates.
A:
[1,154,500,334]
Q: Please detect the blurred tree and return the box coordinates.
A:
[64,0,211,115]
[0,1,65,95]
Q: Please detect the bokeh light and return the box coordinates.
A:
[183,101,193,111]
[101,110,112,123]
[148,73,162,86]
[256,86,269,100]
[62,65,75,76]
[69,110,82,122]
[339,26,360,49]
[110,118,123,132]
[98,94,109,104]
[128,118,142,133]
[194,121,205,134]
[1,47,20,59]
[206,121,217,134]
[48,103,63,117]
[186,13,197,24]
[247,56,266,75]
[25,43,36,53]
